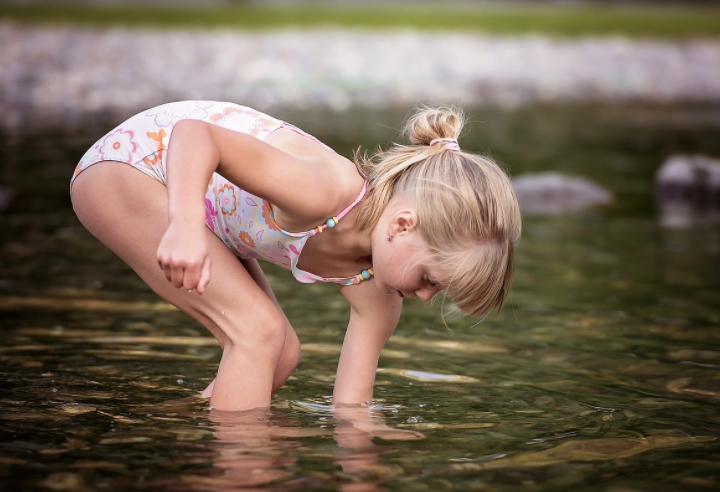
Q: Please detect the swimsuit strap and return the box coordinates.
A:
[283,122,368,235]
[309,181,367,236]
[290,181,375,286]
[283,123,335,152]
[311,181,374,284]
[275,124,375,286]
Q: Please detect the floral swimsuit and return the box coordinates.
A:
[71,101,372,286]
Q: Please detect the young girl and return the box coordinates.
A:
[70,101,521,411]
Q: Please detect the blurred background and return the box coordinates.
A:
[1,1,720,491]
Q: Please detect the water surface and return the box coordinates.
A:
[1,103,719,491]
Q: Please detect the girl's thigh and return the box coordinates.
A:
[71,161,295,359]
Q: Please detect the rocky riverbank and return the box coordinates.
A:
[2,22,720,130]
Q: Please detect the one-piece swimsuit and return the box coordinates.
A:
[71,100,372,286]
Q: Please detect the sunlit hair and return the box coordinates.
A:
[354,106,522,318]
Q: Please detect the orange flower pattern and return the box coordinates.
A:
[218,183,238,216]
[239,231,255,249]
[142,128,167,167]
[261,200,282,231]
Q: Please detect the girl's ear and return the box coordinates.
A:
[389,209,418,236]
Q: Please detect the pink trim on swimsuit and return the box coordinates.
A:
[270,182,368,285]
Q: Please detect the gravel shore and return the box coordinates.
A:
[2,22,719,130]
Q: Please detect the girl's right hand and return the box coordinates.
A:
[156,221,212,294]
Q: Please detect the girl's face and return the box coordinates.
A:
[371,200,444,301]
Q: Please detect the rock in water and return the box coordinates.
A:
[512,172,611,215]
[58,403,97,414]
[655,155,720,228]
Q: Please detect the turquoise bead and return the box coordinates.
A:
[361,269,371,280]
[326,218,336,228]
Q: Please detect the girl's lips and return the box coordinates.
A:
[397,291,404,298]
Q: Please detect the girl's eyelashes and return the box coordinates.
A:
[425,276,439,288]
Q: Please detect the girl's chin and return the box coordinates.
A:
[377,280,398,297]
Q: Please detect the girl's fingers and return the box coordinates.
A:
[162,263,173,284]
[182,263,201,291]
[158,257,207,290]
[171,264,185,288]
[197,257,212,295]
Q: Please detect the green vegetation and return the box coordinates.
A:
[0,3,718,38]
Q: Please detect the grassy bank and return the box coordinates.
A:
[1,4,719,38]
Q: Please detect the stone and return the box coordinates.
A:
[655,154,720,228]
[511,172,612,215]
[58,403,97,415]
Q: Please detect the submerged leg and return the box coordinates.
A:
[72,162,301,410]
[200,257,302,398]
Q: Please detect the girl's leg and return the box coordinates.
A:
[202,258,301,398]
[71,162,300,411]
[238,257,301,393]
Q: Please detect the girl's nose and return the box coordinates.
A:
[415,289,435,302]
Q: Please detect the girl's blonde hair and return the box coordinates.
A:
[355,106,522,318]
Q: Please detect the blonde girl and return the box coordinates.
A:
[70,101,521,411]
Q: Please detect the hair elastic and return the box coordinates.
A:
[429,138,460,151]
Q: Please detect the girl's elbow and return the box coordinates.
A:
[170,119,218,159]
[173,118,210,139]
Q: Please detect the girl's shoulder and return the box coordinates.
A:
[263,126,365,231]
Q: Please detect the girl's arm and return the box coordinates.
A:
[159,120,349,292]
[334,281,403,404]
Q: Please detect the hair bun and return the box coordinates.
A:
[404,106,465,146]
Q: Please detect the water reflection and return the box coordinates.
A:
[206,408,315,489]
[450,431,715,470]
[333,405,423,489]
[138,404,424,491]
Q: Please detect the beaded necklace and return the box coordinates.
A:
[309,181,374,284]
[271,181,374,286]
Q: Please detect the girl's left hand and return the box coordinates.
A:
[156,219,212,294]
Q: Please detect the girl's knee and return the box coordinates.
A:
[222,305,289,356]
[272,329,301,393]
[284,328,302,370]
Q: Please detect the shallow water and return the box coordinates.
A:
[1,103,720,491]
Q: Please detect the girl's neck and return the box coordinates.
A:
[332,201,373,261]
[295,202,373,279]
